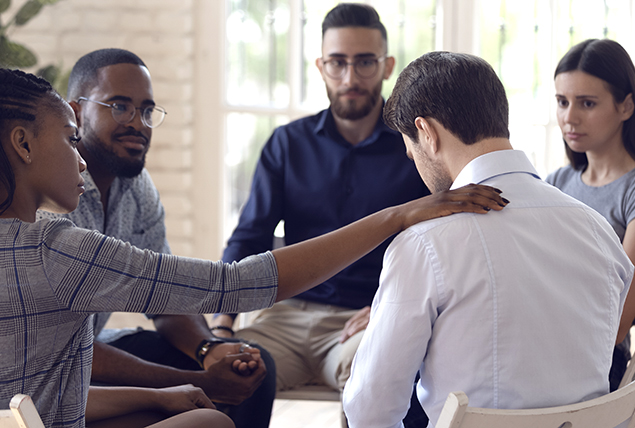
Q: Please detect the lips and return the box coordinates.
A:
[117,135,148,152]
[339,88,367,98]
[565,132,584,140]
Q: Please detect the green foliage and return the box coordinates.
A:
[0,0,11,14]
[15,0,44,26]
[0,34,36,67]
[0,0,67,92]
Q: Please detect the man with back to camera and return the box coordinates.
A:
[38,48,276,428]
[214,3,429,426]
[342,51,634,427]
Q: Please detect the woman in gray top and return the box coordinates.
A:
[547,38,635,391]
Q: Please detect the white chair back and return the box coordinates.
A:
[0,395,45,428]
[436,381,635,428]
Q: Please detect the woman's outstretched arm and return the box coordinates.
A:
[273,184,508,301]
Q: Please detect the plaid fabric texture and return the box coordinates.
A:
[0,217,277,427]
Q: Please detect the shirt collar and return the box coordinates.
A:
[313,103,400,147]
[451,150,541,190]
[82,169,99,194]
[81,169,133,197]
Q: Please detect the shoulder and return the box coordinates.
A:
[12,217,85,248]
[621,168,635,192]
[268,111,324,141]
[386,214,473,264]
[126,169,161,201]
[545,165,576,187]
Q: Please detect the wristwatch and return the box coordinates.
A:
[195,338,224,368]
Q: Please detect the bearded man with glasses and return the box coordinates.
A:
[37,48,277,428]
[215,3,430,427]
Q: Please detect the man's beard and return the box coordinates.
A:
[82,121,146,178]
[420,150,453,194]
[328,80,382,121]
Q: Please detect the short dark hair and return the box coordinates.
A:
[0,68,65,214]
[322,3,387,45]
[384,51,509,145]
[555,39,635,170]
[67,48,146,101]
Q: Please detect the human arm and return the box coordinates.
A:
[90,340,265,405]
[153,314,262,375]
[343,229,437,428]
[222,133,285,264]
[211,314,237,339]
[43,185,505,333]
[85,384,215,422]
[616,220,635,344]
[273,184,508,301]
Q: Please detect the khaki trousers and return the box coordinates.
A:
[235,298,365,392]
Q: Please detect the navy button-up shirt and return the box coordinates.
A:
[223,107,429,308]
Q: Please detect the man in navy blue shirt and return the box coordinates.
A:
[215,4,429,425]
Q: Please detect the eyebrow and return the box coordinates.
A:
[326,53,380,59]
[65,124,79,134]
[105,95,156,106]
[555,94,599,99]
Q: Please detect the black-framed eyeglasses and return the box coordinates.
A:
[321,55,387,79]
[77,97,167,128]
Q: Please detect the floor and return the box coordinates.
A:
[103,312,342,428]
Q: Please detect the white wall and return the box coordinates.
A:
[9,0,225,259]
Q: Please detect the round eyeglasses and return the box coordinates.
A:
[321,55,387,80]
[77,97,167,128]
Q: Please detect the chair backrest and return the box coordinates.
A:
[436,381,635,428]
[0,395,45,428]
[620,358,635,389]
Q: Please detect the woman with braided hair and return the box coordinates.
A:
[0,69,235,428]
[0,68,507,427]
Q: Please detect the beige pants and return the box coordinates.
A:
[235,299,364,392]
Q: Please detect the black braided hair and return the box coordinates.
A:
[0,68,56,214]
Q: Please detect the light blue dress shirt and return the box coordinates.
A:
[343,150,633,428]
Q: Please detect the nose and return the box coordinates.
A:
[341,63,358,86]
[77,150,87,173]
[129,108,148,130]
[563,105,579,125]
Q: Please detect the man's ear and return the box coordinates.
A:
[9,126,33,164]
[69,100,82,127]
[316,57,326,81]
[414,116,439,154]
[382,56,396,80]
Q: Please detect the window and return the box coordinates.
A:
[220,0,635,241]
[477,0,635,177]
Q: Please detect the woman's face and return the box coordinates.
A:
[31,101,87,214]
[555,70,633,155]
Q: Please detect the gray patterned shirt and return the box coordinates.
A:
[0,217,277,427]
[38,169,171,339]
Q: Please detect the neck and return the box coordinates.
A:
[583,144,635,186]
[78,144,114,211]
[332,99,383,146]
[0,183,37,222]
[447,137,514,181]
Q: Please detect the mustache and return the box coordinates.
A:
[115,129,149,144]
[337,87,369,96]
